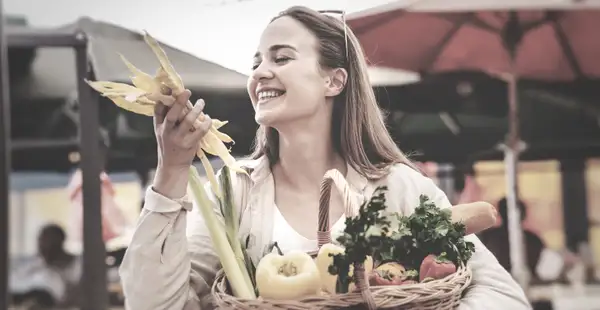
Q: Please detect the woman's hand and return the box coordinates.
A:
[151,90,212,199]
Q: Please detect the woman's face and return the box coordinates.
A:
[248,16,329,127]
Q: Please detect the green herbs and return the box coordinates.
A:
[387,195,475,269]
[328,187,390,293]
[328,187,475,291]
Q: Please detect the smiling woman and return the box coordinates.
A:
[118,6,531,310]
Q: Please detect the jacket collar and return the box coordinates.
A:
[241,155,368,193]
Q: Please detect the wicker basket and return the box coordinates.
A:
[212,169,473,309]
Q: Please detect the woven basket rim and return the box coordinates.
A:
[211,265,472,309]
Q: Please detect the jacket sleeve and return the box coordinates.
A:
[119,181,224,310]
[393,165,531,310]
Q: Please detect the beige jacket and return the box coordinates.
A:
[119,157,531,309]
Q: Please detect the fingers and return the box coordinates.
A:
[182,113,212,147]
[152,93,175,126]
[153,102,167,126]
[178,99,205,133]
[165,90,190,126]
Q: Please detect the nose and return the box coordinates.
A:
[250,61,274,81]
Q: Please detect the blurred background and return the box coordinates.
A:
[1,0,600,309]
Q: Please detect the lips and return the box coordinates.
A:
[256,89,286,105]
[257,90,285,101]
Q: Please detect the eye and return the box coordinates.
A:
[251,61,260,70]
[274,56,291,64]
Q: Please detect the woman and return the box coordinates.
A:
[120,6,530,309]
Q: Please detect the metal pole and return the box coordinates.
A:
[0,1,11,308]
[75,34,108,310]
[504,73,530,291]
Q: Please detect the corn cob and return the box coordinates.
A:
[86,31,246,198]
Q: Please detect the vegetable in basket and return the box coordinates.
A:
[368,262,417,286]
[316,243,374,293]
[419,253,457,282]
[189,167,256,299]
[255,250,322,300]
[327,188,391,294]
[450,201,496,236]
[381,194,477,273]
[328,186,492,291]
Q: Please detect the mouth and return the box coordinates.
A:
[257,90,286,104]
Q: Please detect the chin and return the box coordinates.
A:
[254,111,277,126]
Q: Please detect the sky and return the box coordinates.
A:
[3,0,400,75]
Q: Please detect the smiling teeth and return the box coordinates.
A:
[258,90,284,100]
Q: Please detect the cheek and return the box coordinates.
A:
[280,65,324,97]
[247,79,257,106]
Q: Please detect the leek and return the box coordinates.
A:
[188,167,256,299]
[217,166,256,294]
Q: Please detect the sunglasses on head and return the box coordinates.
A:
[318,10,349,59]
[318,9,345,19]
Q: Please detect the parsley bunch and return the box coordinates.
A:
[386,195,475,270]
[328,187,391,293]
[328,187,476,291]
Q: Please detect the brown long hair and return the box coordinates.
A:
[250,6,418,179]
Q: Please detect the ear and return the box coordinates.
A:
[324,68,348,97]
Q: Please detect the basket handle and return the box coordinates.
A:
[317,169,359,247]
[317,169,376,310]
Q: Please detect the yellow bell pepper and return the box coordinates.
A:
[255,250,321,300]
[315,243,374,293]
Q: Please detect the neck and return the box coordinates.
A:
[274,116,345,189]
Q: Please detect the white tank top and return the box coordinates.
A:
[272,206,345,254]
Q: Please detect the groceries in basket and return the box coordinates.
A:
[324,189,477,294]
[188,165,496,309]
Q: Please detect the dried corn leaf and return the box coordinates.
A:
[202,131,245,174]
[210,127,233,143]
[212,119,228,129]
[86,32,247,179]
[110,96,155,116]
[143,31,183,93]
[198,149,220,198]
[119,54,159,93]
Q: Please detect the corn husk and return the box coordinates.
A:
[85,31,246,198]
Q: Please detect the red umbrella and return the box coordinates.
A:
[347,0,600,291]
[348,1,600,80]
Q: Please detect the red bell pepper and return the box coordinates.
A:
[419,253,457,282]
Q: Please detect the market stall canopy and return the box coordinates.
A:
[386,71,600,163]
[63,18,249,96]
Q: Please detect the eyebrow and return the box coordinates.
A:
[253,44,298,58]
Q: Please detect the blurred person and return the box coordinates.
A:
[9,224,81,308]
[67,141,129,244]
[479,197,545,278]
[119,6,529,309]
[479,197,579,280]
[67,168,129,242]
[479,198,548,310]
[453,164,483,205]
